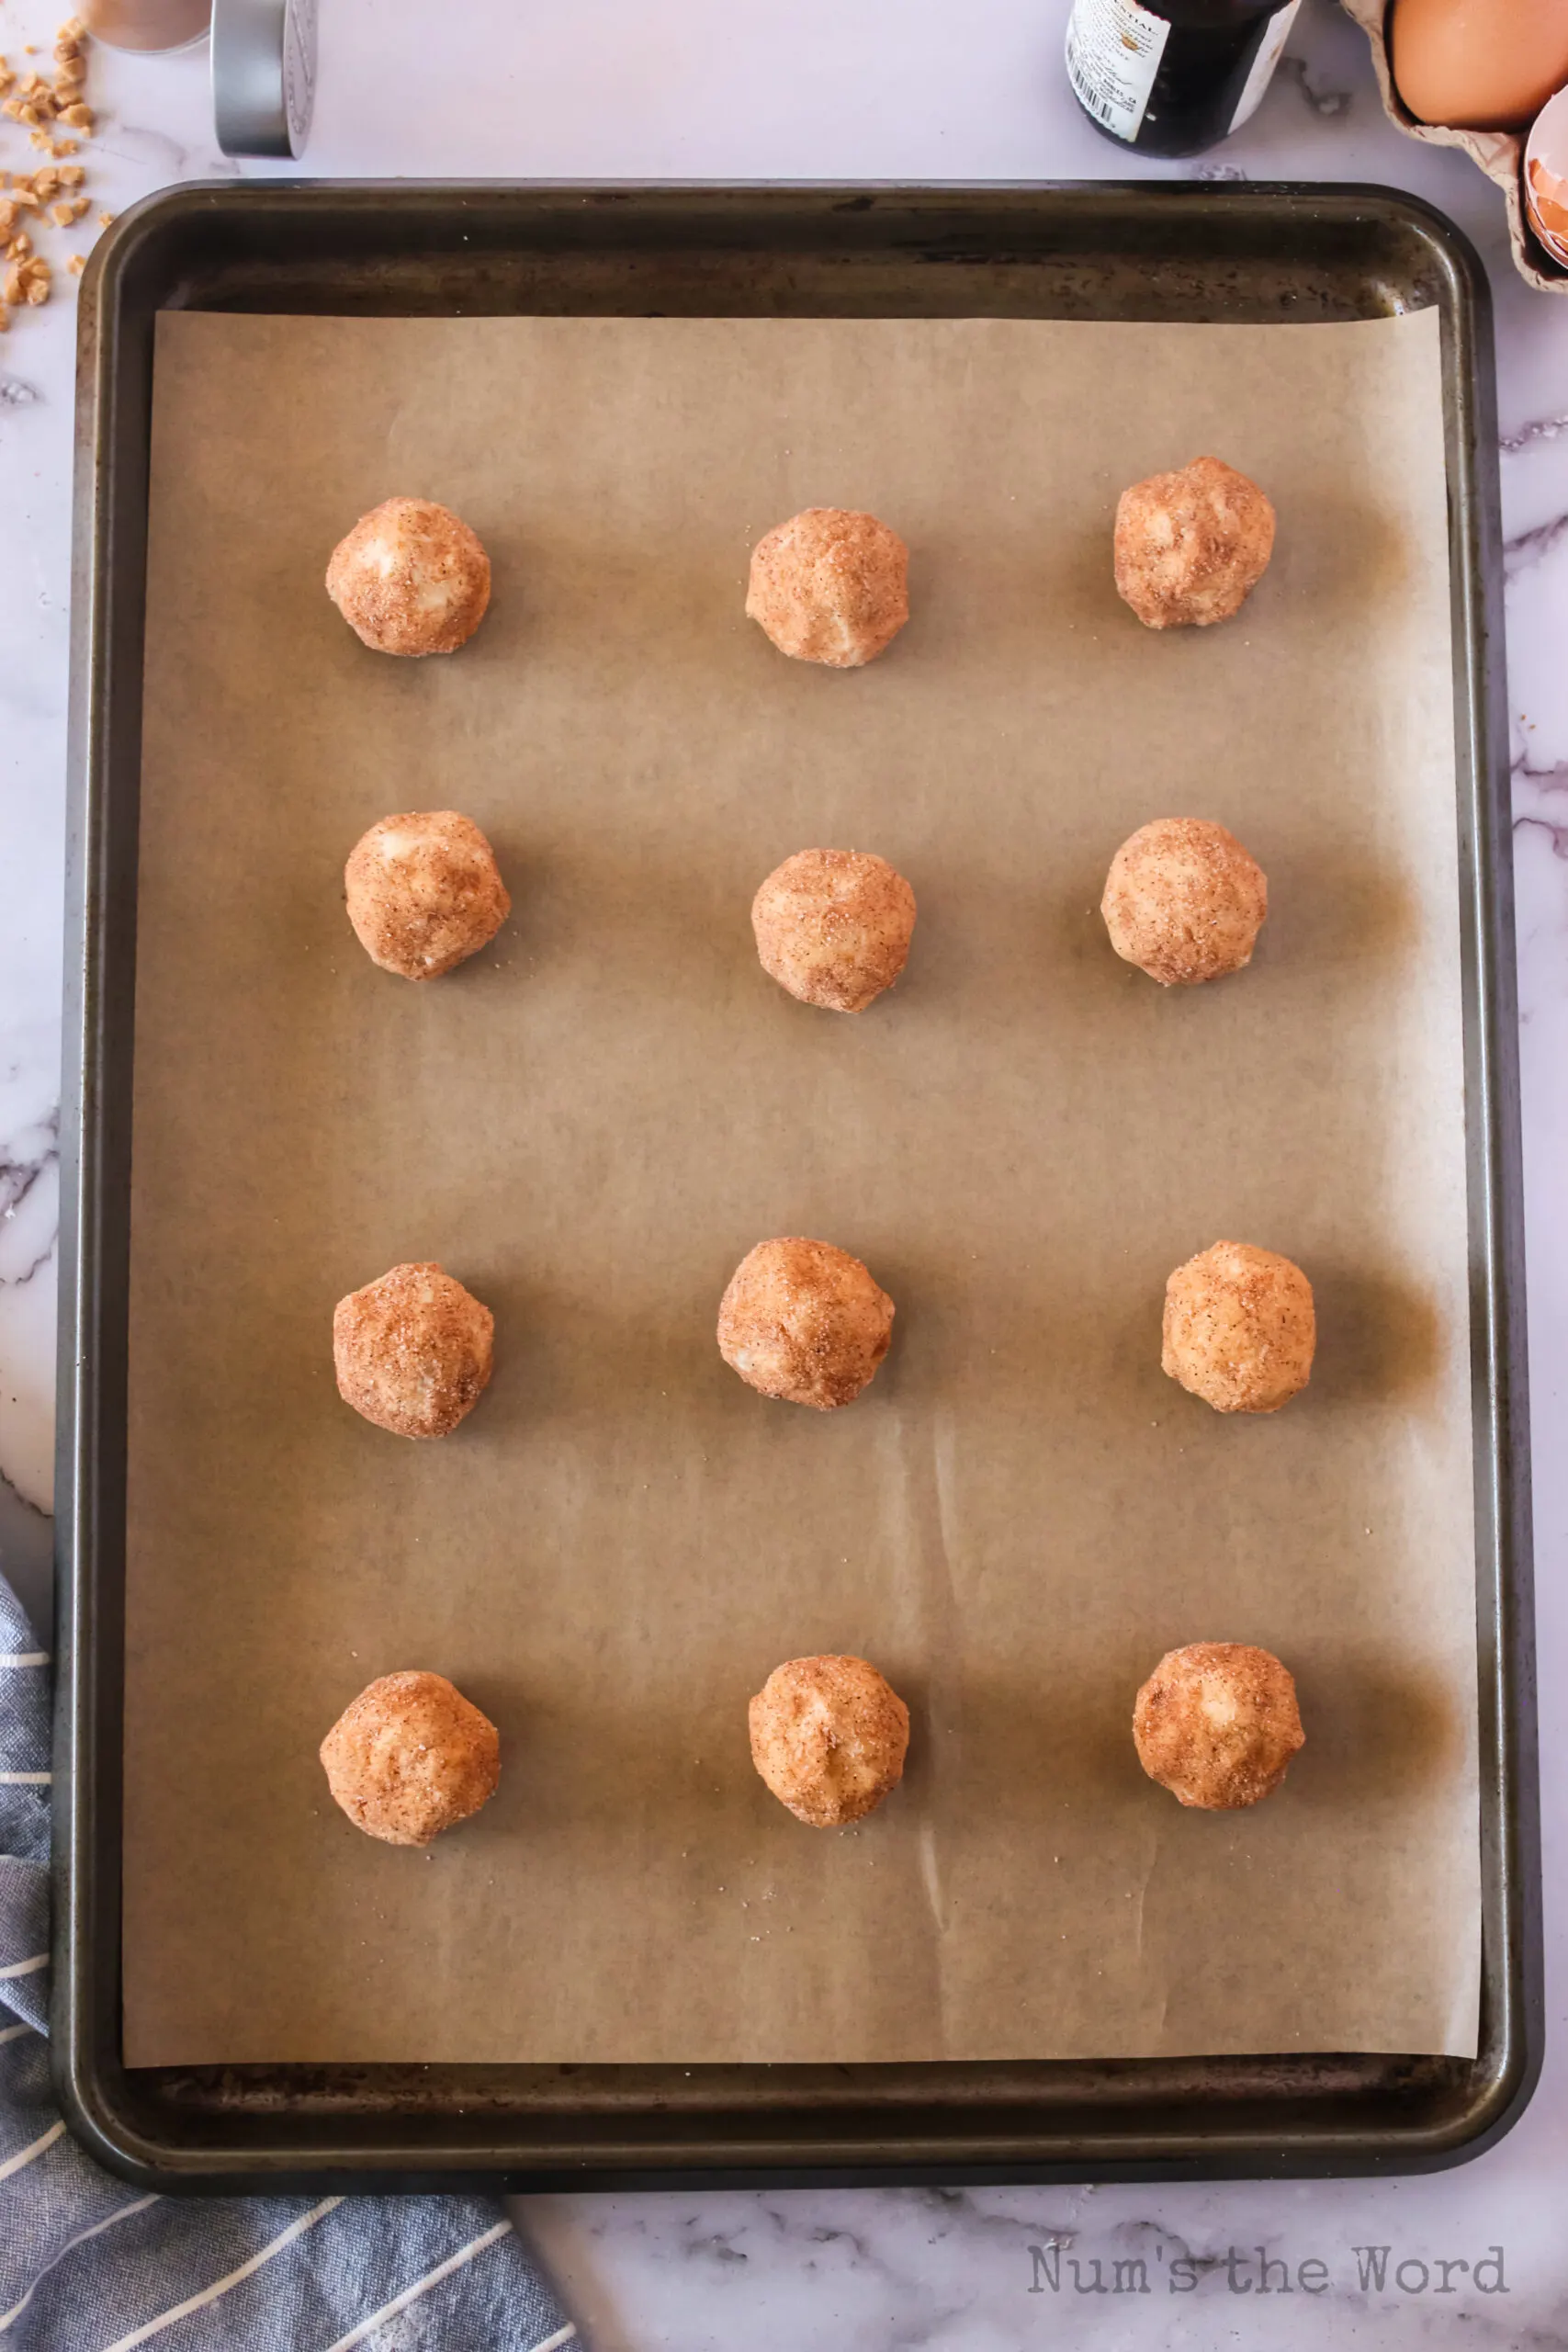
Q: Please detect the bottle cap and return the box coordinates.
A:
[212,0,315,156]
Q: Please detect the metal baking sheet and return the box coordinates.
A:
[126,303,1477,2071]
[54,183,1538,2188]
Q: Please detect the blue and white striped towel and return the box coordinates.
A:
[0,1567,578,2351]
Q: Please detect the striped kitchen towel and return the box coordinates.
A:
[0,1568,577,2351]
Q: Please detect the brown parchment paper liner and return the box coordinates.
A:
[124,308,1478,2066]
[1342,0,1567,294]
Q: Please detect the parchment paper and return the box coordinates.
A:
[123,307,1479,2065]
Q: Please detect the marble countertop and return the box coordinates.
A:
[1,0,1564,2341]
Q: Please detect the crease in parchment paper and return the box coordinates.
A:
[122,309,1478,2067]
[1128,1822,1161,1966]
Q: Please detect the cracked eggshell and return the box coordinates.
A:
[1526,86,1568,266]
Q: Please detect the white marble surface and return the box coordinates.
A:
[1,0,1566,2338]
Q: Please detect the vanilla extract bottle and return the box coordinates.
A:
[1066,0,1301,159]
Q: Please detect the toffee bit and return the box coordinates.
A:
[66,252,83,275]
[58,162,85,184]
[59,101,92,129]
[5,254,51,307]
[97,208,113,226]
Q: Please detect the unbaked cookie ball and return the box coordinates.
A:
[345,810,510,980]
[1162,1240,1314,1416]
[746,506,909,668]
[1113,457,1275,630]
[1134,1642,1303,1810]
[321,1670,501,1846]
[333,1261,494,1439]
[717,1237,894,1410]
[326,496,491,656]
[752,848,917,1012]
[1101,818,1267,987]
[749,1654,910,1826]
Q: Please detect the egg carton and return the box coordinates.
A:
[1342,0,1566,291]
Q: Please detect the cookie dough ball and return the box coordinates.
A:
[1114,457,1275,630]
[749,1654,910,1826]
[746,506,909,668]
[321,1670,501,1846]
[326,496,491,656]
[345,810,510,980]
[1102,818,1267,987]
[752,849,917,1012]
[1162,1240,1314,1416]
[1134,1643,1303,1810]
[717,1237,894,1410]
[333,1261,494,1439]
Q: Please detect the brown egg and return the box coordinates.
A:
[1390,0,1568,131]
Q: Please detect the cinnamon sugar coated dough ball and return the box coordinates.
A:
[326,497,491,656]
[321,1670,501,1846]
[749,1655,910,1826]
[746,507,909,668]
[1163,1240,1315,1416]
[1134,1643,1303,1810]
[345,810,510,980]
[1114,457,1275,630]
[752,849,917,1012]
[333,1262,494,1439]
[1101,818,1267,987]
[717,1237,894,1410]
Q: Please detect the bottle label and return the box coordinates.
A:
[1065,0,1170,143]
[1229,0,1300,132]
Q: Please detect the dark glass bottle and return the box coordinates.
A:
[1065,0,1300,159]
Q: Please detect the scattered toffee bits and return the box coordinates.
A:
[0,23,108,337]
